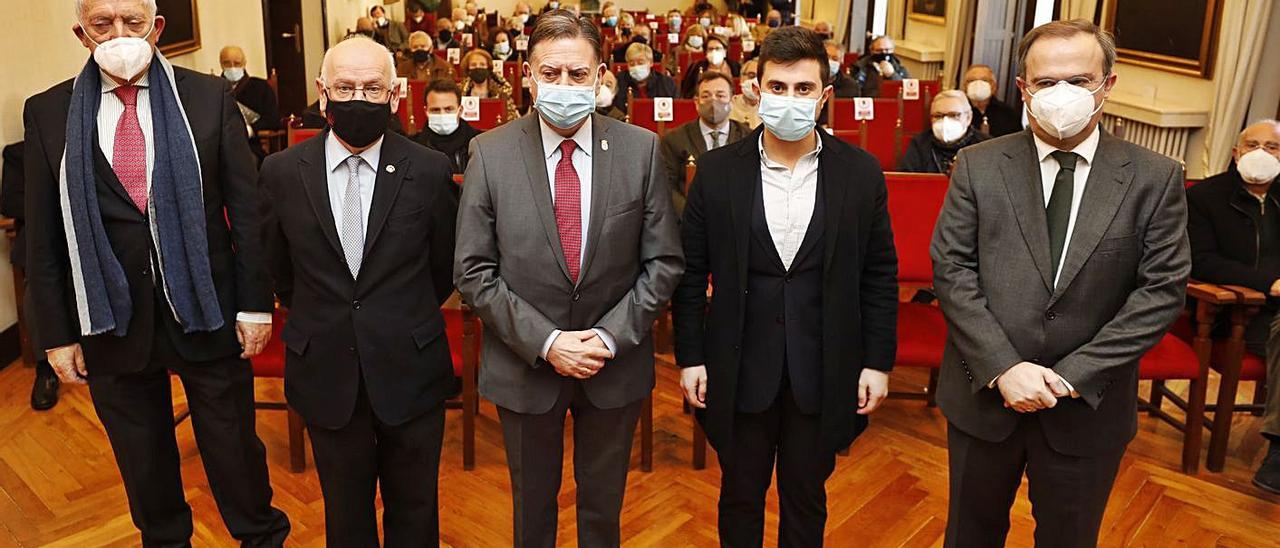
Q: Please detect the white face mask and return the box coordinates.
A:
[596,85,616,108]
[687,36,704,49]
[86,22,156,81]
[466,15,476,25]
[966,80,992,102]
[377,17,388,26]
[1237,149,1280,185]
[932,117,968,144]
[495,41,511,55]
[828,59,840,76]
[1027,80,1106,140]
[740,78,758,102]
[758,93,820,142]
[222,67,246,82]
[706,49,726,65]
[413,14,425,23]
[428,112,460,135]
[455,20,466,30]
[628,64,651,81]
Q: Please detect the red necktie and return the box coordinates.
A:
[112,85,148,212]
[554,139,582,283]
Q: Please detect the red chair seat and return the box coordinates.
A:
[1139,333,1200,380]
[1211,343,1266,381]
[896,302,945,368]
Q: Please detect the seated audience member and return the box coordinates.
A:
[616,12,635,37]
[851,35,909,97]
[824,40,857,97]
[961,64,1022,137]
[219,45,281,161]
[508,1,535,33]
[729,57,761,128]
[614,42,678,112]
[897,90,987,173]
[451,7,472,33]
[752,9,782,43]
[406,1,432,34]
[1186,119,1280,493]
[612,19,663,63]
[397,31,457,81]
[680,35,740,98]
[813,20,834,41]
[465,1,481,21]
[694,7,716,29]
[492,30,514,60]
[728,14,753,41]
[460,49,520,124]
[667,9,683,34]
[596,71,627,121]
[436,18,461,51]
[661,71,749,215]
[353,16,380,43]
[665,23,708,74]
[414,78,482,176]
[601,4,620,27]
[540,0,562,14]
[371,4,409,51]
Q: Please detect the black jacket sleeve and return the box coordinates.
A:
[218,80,274,314]
[23,98,78,350]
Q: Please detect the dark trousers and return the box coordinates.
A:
[944,417,1125,548]
[86,331,290,548]
[306,382,445,548]
[717,387,835,548]
[497,379,644,548]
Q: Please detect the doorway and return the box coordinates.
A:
[263,0,308,117]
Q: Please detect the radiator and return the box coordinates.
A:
[1101,114,1193,164]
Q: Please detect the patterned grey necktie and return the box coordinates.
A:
[710,130,722,149]
[341,155,365,278]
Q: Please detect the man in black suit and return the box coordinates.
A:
[219,45,281,162]
[931,21,1190,547]
[673,27,898,547]
[24,1,289,545]
[260,37,458,546]
[961,64,1022,138]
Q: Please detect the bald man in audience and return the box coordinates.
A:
[260,36,458,546]
[962,64,1022,137]
[851,35,909,97]
[1186,120,1280,494]
[898,90,988,174]
[396,31,457,81]
[219,45,280,161]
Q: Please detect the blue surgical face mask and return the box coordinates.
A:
[628,64,651,81]
[758,92,820,141]
[605,15,618,27]
[533,76,599,129]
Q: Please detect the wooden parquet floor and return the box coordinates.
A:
[1,354,1279,547]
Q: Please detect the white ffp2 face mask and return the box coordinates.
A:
[1027,80,1106,140]
[86,22,156,81]
[966,80,992,102]
[1237,149,1280,185]
[932,117,968,144]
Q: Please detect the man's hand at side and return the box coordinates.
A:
[547,330,613,379]
[47,343,87,384]
[681,365,708,409]
[236,321,272,359]
[857,369,889,415]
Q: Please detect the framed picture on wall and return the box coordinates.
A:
[908,0,947,25]
[1103,0,1222,78]
[156,0,201,57]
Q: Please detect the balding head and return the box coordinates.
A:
[319,36,396,100]
[219,45,246,68]
[870,35,894,54]
[1235,120,1280,161]
[813,20,832,36]
[356,17,374,33]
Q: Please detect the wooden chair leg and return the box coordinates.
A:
[1148,380,1166,417]
[1251,381,1267,417]
[1208,342,1246,472]
[287,407,307,473]
[926,368,940,407]
[462,308,479,471]
[641,393,654,472]
[692,418,707,470]
[1182,377,1206,474]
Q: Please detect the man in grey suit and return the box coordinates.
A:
[660,70,750,216]
[930,20,1190,548]
[454,10,683,548]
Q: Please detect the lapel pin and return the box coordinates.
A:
[385,165,396,173]
[601,139,609,151]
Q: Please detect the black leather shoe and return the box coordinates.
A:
[1253,441,1280,495]
[30,370,60,411]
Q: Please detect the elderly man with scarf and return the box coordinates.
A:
[22,1,289,545]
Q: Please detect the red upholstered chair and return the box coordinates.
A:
[286,123,320,148]
[498,61,523,109]
[627,97,698,137]
[885,172,950,404]
[442,304,481,469]
[400,79,430,135]
[1205,285,1270,472]
[826,98,903,170]
[468,98,508,130]
[249,307,308,473]
[676,51,705,83]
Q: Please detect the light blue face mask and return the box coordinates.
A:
[533,75,599,129]
[758,92,820,141]
[428,112,459,135]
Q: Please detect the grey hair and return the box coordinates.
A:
[77,0,158,18]
[1239,119,1280,141]
[320,36,396,84]
[934,89,969,105]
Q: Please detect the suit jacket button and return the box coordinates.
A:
[775,314,784,324]
[348,346,356,353]
[1046,311,1057,321]
[572,293,581,302]
[1031,357,1041,364]
[141,268,149,277]
[352,300,362,310]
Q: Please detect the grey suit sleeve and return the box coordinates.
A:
[595,133,685,354]
[1054,162,1191,409]
[453,140,560,368]
[930,150,1025,390]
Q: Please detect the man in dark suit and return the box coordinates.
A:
[1186,120,1280,494]
[24,1,289,545]
[259,37,458,546]
[931,20,1190,548]
[960,64,1022,138]
[454,11,683,547]
[660,71,750,216]
[673,27,897,547]
[219,45,281,161]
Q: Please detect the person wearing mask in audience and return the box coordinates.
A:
[813,20,834,41]
[614,42,678,113]
[492,30,514,60]
[680,35,740,98]
[397,31,457,82]
[898,90,987,174]
[729,14,753,42]
[823,40,857,97]
[851,35,909,97]
[695,8,716,30]
[601,4,620,28]
[1186,120,1280,494]
[730,57,762,128]
[596,70,627,121]
[961,64,1022,137]
[370,5,409,52]
[220,45,281,162]
[461,49,521,124]
[465,1,482,21]
[673,25,896,548]
[415,78,483,175]
[752,9,783,43]
[616,12,635,37]
[661,71,748,215]
[509,2,535,34]
[451,7,472,33]
[665,23,708,74]
[667,9,683,34]
[25,1,292,543]
[454,12,682,547]
[932,20,1190,548]
[436,18,461,52]
[611,14,662,63]
[540,0,562,15]
[354,16,381,43]
[406,1,432,34]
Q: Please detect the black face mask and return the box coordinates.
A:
[325,95,391,148]
[632,35,648,44]
[621,27,631,37]
[468,68,492,83]
[411,49,432,63]
[439,30,453,44]
[871,53,892,63]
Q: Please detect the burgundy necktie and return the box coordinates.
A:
[112,85,148,212]
[554,139,582,283]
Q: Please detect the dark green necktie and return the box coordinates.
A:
[1047,150,1079,284]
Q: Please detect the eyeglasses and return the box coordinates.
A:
[1023,77,1102,94]
[930,112,969,122]
[1240,140,1280,154]
[82,15,152,40]
[327,84,390,102]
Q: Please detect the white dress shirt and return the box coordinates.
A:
[758,133,823,271]
[324,131,382,237]
[99,71,271,324]
[1032,126,1099,288]
[700,118,730,151]
[535,117,617,359]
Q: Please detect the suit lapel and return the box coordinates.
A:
[999,132,1055,293]
[731,130,762,288]
[1048,132,1134,305]
[578,114,612,287]
[361,135,409,260]
[297,133,345,261]
[688,123,708,157]
[818,133,847,267]
[518,115,573,283]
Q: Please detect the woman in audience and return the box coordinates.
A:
[664,23,708,75]
[680,34,739,98]
[729,57,761,128]
[460,49,520,124]
[614,42,678,113]
[492,30,514,61]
